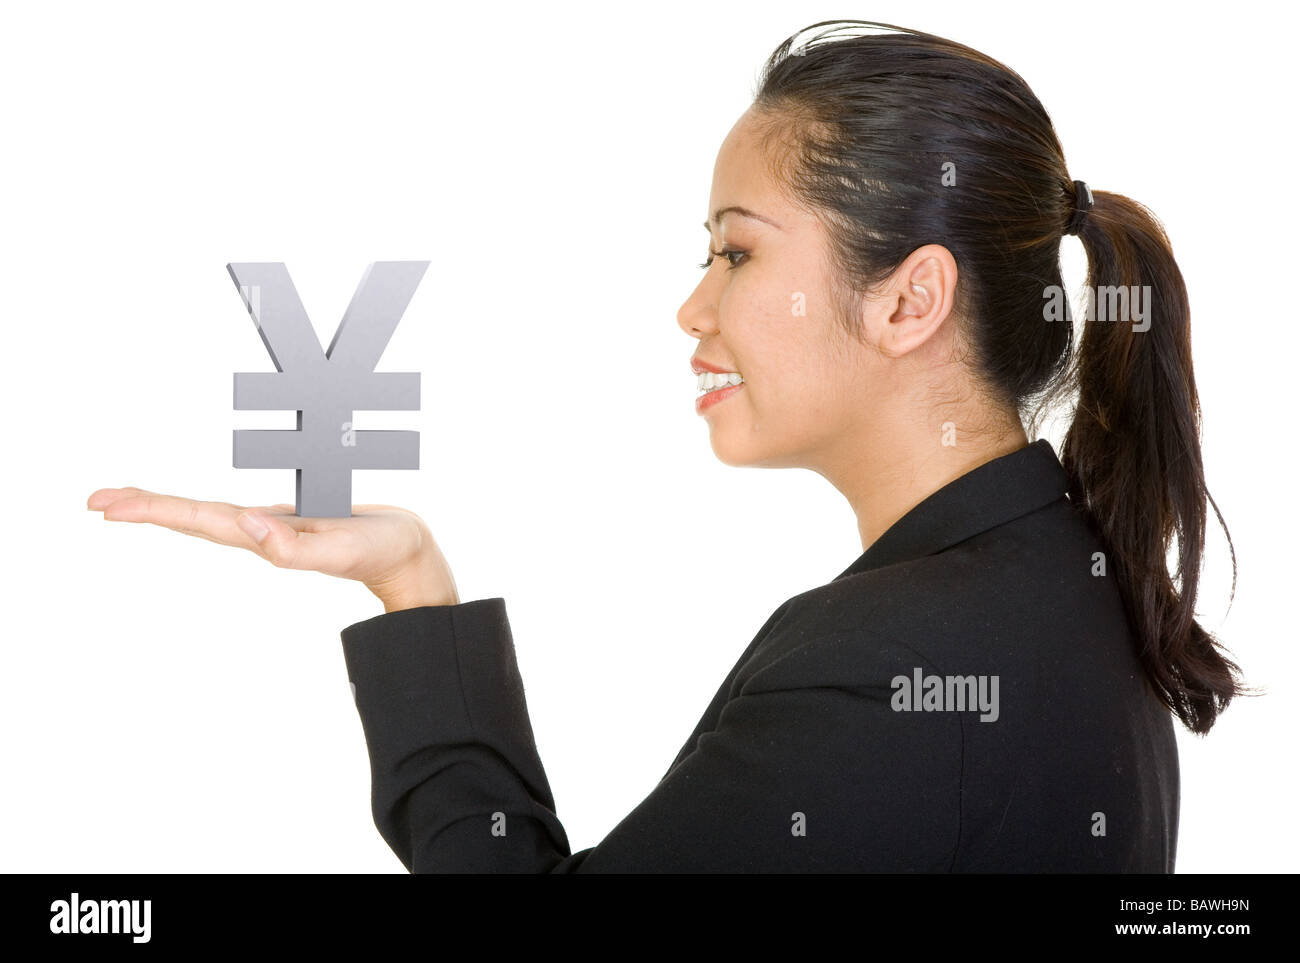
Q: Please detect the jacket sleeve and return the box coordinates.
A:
[340,596,962,873]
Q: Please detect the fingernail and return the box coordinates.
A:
[237,512,270,543]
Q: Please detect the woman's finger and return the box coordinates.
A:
[91,489,300,533]
[95,490,245,545]
[90,487,378,574]
[90,489,307,555]
[86,486,153,510]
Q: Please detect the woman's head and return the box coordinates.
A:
[679,106,971,475]
[680,19,1243,734]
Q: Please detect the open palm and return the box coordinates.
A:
[86,487,458,609]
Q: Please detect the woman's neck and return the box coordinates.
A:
[822,416,1030,552]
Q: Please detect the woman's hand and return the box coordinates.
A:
[86,487,459,612]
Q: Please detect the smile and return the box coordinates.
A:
[695,379,743,414]
[696,371,744,392]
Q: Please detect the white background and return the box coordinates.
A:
[2,0,1294,873]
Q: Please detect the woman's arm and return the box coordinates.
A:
[342,598,573,871]
[341,597,964,873]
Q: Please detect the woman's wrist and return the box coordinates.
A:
[367,550,460,613]
[377,585,459,613]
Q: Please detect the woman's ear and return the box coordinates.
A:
[871,244,959,357]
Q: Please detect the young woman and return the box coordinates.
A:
[87,20,1243,872]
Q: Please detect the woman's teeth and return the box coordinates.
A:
[696,371,743,393]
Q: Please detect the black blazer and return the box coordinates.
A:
[340,439,1178,872]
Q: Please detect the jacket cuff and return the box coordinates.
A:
[338,597,549,796]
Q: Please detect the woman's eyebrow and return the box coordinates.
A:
[702,206,784,231]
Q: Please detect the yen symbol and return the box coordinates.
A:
[227,261,426,517]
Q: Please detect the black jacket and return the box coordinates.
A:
[339,439,1179,872]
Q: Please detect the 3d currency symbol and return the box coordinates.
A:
[227,261,427,517]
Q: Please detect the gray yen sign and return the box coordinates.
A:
[227,261,426,517]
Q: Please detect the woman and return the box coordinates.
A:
[86,20,1243,872]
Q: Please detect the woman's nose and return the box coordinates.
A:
[677,286,719,340]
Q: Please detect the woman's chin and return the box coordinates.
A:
[708,426,810,469]
[707,429,772,468]
[706,428,747,467]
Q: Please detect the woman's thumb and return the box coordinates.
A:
[236,510,306,569]
[236,510,273,545]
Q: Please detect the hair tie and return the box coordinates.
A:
[1065,179,1093,236]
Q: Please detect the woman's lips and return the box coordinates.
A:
[696,382,743,414]
[690,357,738,375]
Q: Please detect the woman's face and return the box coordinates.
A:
[677,108,877,472]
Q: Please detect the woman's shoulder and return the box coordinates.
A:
[739,497,1138,695]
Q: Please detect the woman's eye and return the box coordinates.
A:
[697,248,747,270]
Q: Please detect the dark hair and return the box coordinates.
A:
[752,20,1244,734]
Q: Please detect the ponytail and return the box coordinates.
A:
[1063,191,1243,734]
